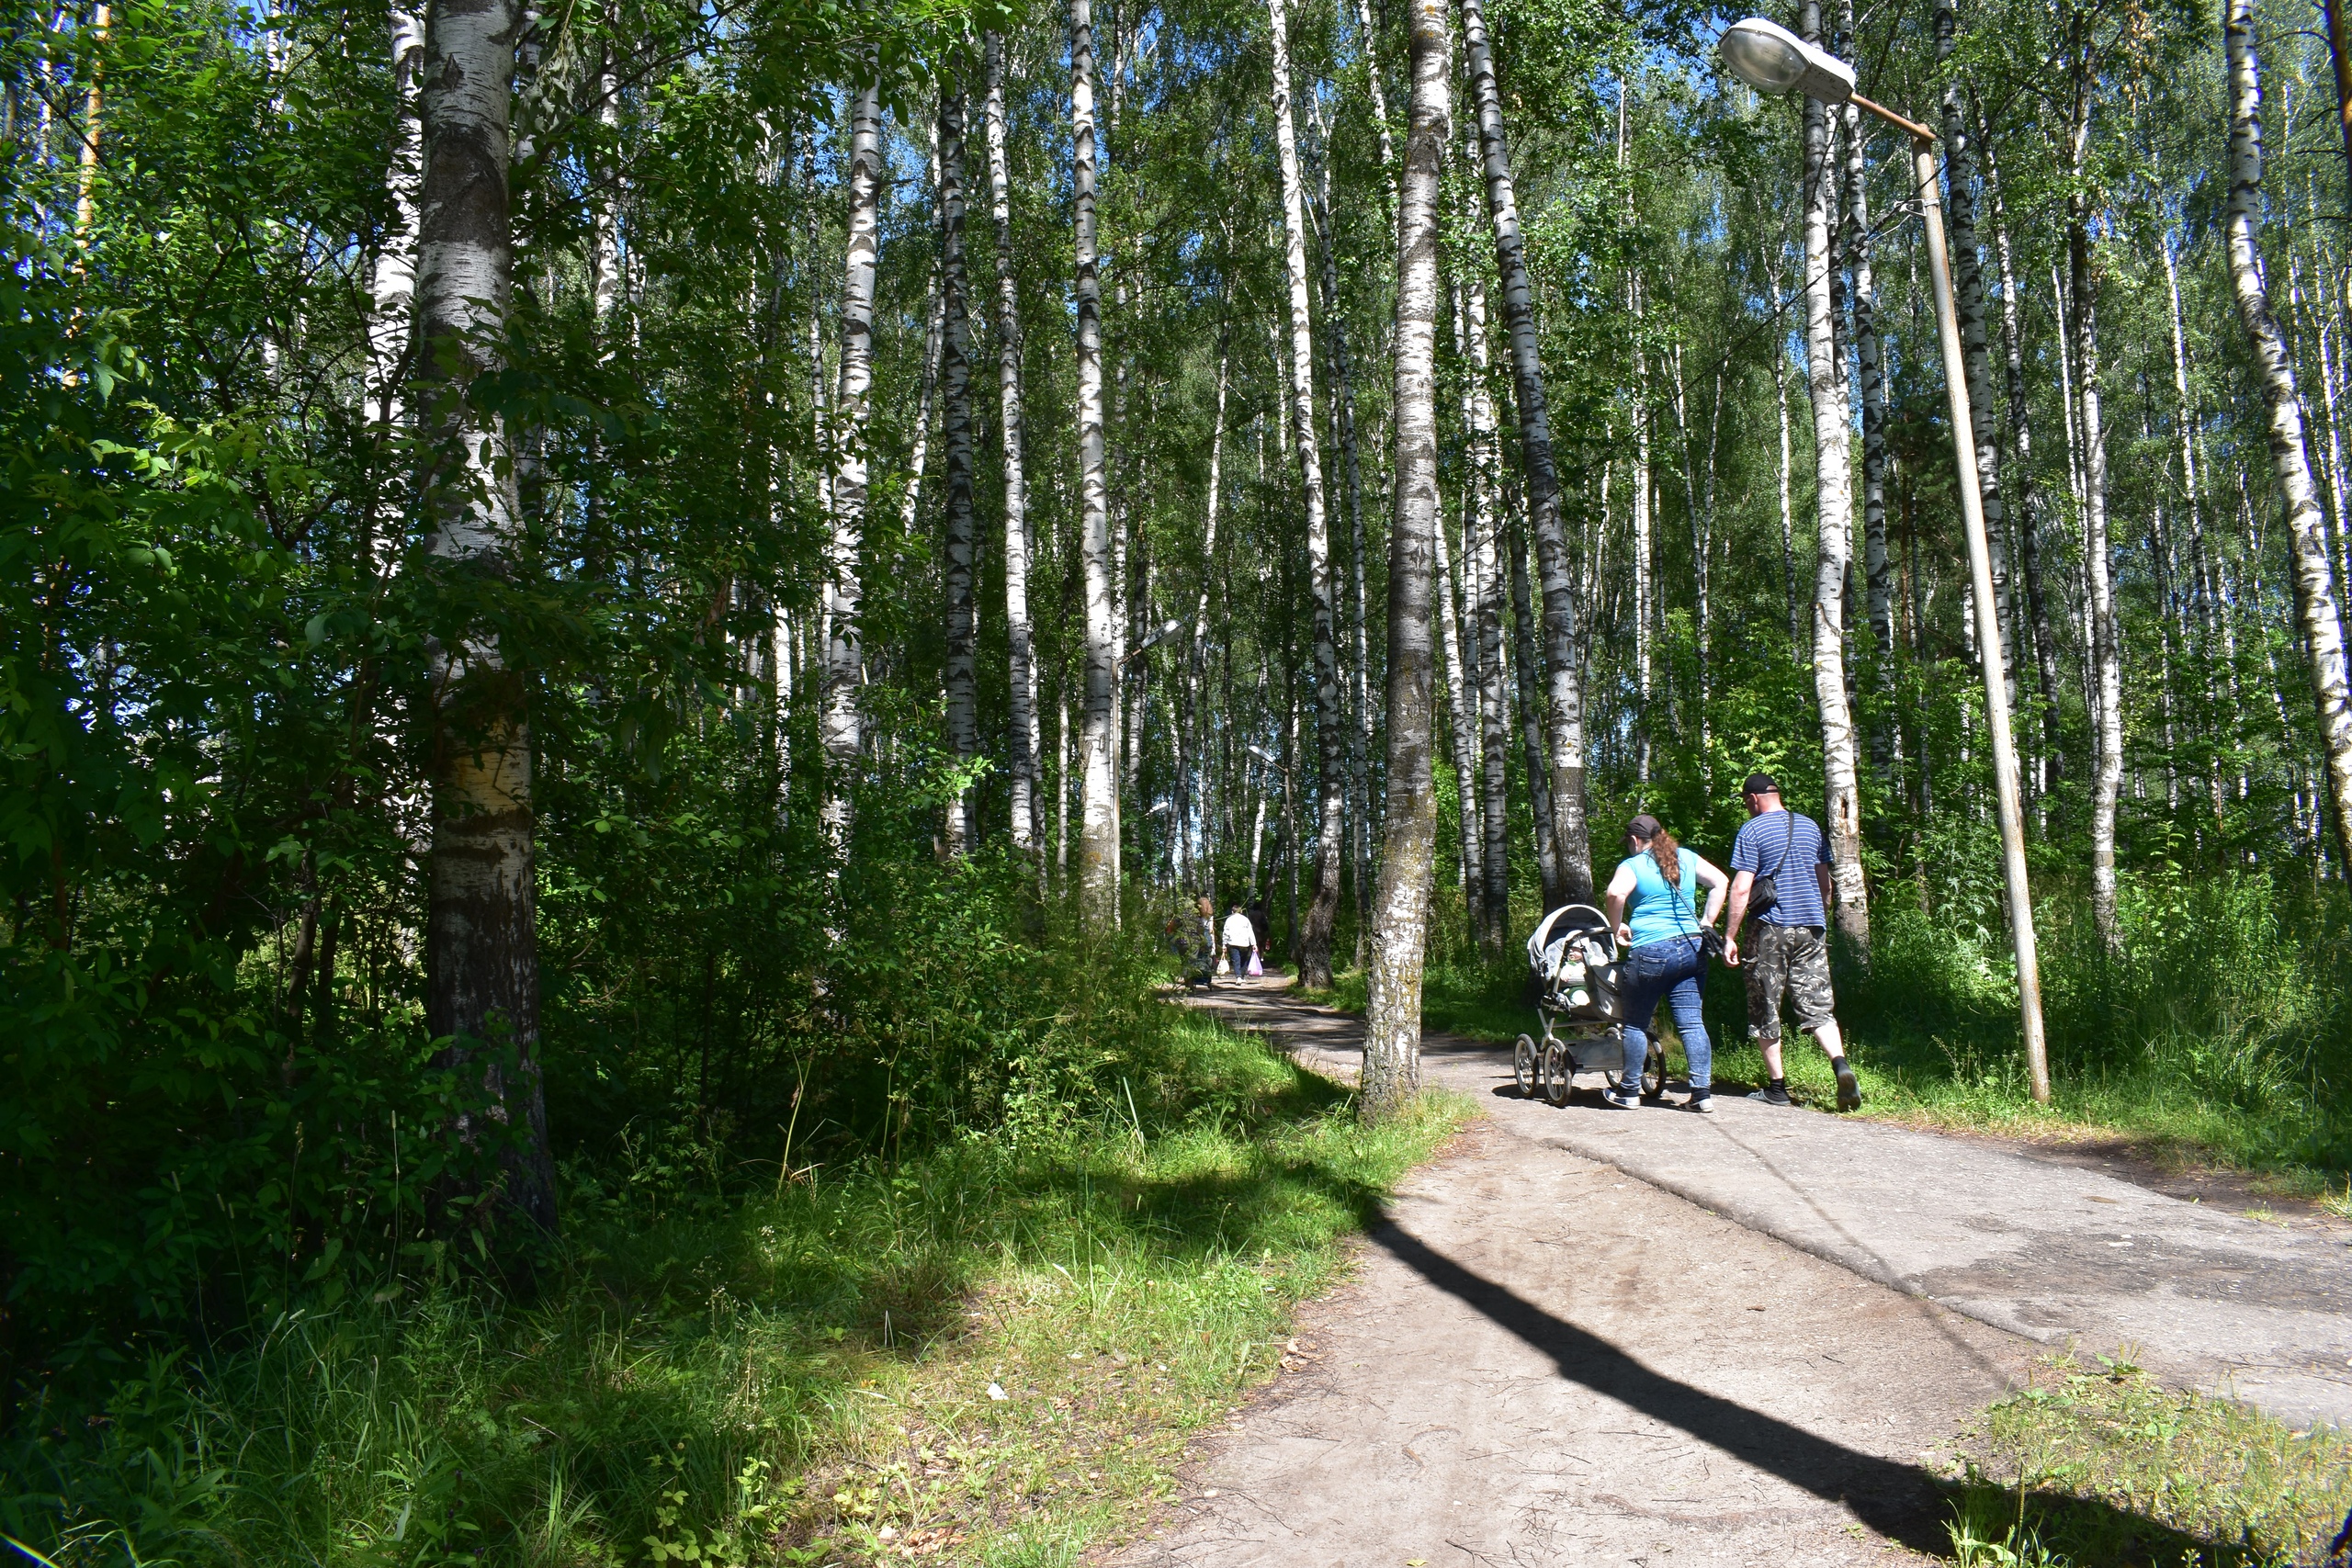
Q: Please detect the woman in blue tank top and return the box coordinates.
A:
[1600,814,1730,1111]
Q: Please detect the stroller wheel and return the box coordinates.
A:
[1542,1040,1573,1107]
[1512,1034,1539,1098]
[1641,1043,1667,1102]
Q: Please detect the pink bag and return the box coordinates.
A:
[1248,952,1264,977]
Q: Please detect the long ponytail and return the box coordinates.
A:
[1649,828,1681,890]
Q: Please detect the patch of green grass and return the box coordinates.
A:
[1940,1356,2352,1567]
[6,1013,1469,1568]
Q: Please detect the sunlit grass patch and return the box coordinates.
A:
[1940,1355,2352,1567]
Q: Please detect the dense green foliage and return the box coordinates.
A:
[3,1000,1462,1564]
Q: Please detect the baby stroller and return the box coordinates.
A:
[1515,904,1666,1106]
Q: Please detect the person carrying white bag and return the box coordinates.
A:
[1220,901,1259,985]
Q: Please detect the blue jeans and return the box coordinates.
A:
[1619,936,1711,1093]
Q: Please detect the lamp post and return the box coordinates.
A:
[1717,17,2052,1103]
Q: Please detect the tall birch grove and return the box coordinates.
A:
[22,0,2352,1478]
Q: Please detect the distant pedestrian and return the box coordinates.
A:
[1722,772,1860,1111]
[1247,897,1272,967]
[1600,814,1729,1112]
[1196,894,1218,975]
[1221,900,1259,984]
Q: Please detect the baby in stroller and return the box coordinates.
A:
[1513,905,1662,1105]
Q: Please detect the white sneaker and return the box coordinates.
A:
[1600,1086,1640,1110]
[1684,1092,1715,1114]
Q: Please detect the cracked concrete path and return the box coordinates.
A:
[1114,977,2352,1568]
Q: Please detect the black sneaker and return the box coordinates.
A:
[1836,1065,1863,1111]
[1748,1083,1792,1107]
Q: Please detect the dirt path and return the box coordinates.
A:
[1115,978,2352,1567]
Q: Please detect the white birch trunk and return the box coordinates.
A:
[820,78,883,856]
[1071,0,1120,926]
[1435,494,1483,923]
[2066,54,2123,946]
[1363,0,1449,1122]
[984,36,1038,853]
[1461,0,1589,900]
[1799,2,1867,947]
[415,0,553,1229]
[1982,127,2062,796]
[2224,0,2352,874]
[1268,0,1347,986]
[366,2,425,570]
[938,87,978,855]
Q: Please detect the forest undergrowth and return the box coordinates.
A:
[3,987,1465,1568]
[1330,864,2352,1194]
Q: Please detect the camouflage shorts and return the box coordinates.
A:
[1745,921,1836,1039]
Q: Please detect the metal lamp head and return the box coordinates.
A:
[1716,17,1857,105]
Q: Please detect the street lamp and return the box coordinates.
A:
[1717,17,2052,1104]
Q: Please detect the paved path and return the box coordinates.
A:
[1118,978,2352,1568]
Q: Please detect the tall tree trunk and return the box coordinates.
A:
[1268,0,1346,987]
[1799,0,1868,948]
[1435,496,1483,934]
[1632,299,1655,785]
[1071,0,1120,926]
[2067,23,2123,945]
[2225,0,2352,873]
[415,0,554,1231]
[1363,0,1448,1122]
[1460,0,1589,900]
[899,132,943,547]
[984,36,1038,853]
[939,86,978,855]
[70,3,108,250]
[2327,0,2352,227]
[1458,267,1510,952]
[1306,93,1375,968]
[1771,322,1803,658]
[1933,0,2015,708]
[1508,512,1560,904]
[1836,69,1891,770]
[1981,121,2062,801]
[366,2,425,570]
[2161,231,2226,831]
[1351,0,1398,199]
[1182,328,1231,890]
[1468,320,1511,949]
[820,78,882,858]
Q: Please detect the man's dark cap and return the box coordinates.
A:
[1627,813,1663,840]
[1742,772,1781,797]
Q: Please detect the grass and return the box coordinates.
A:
[5,1011,1469,1568]
[1940,1355,2352,1566]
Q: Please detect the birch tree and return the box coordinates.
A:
[984,35,1038,853]
[1798,0,1867,946]
[415,0,554,1228]
[2066,12,2122,947]
[1363,0,1448,1122]
[820,77,883,856]
[2223,0,2352,874]
[1460,0,1590,901]
[1266,0,1345,986]
[1071,0,1120,927]
[938,85,978,855]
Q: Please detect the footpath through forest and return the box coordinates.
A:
[1118,976,2352,1567]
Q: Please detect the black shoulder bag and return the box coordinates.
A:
[1746,810,1799,922]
